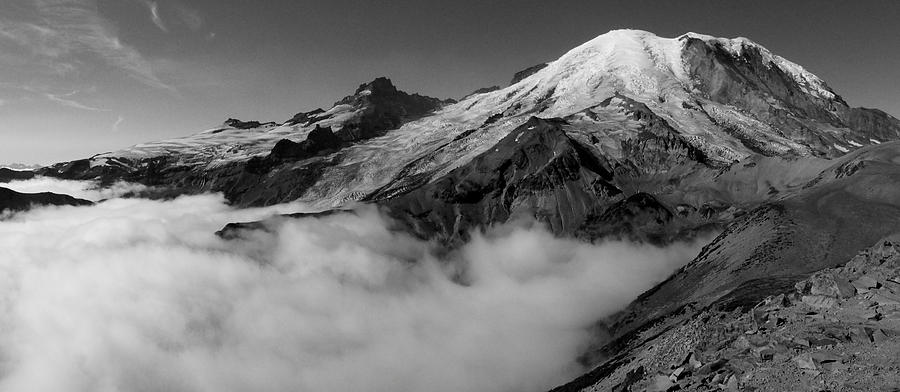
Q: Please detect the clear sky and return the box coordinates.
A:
[1,0,898,164]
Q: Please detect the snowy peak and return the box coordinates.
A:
[525,29,691,103]
[507,29,838,106]
[457,29,895,161]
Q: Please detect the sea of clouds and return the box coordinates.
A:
[0,178,710,392]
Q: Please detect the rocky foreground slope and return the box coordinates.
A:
[554,238,900,391]
[549,141,900,390]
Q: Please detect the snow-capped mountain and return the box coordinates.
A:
[41,29,900,240]
[25,29,900,391]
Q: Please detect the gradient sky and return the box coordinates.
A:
[0,0,898,164]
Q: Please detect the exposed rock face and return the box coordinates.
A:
[682,35,900,157]
[329,77,448,142]
[845,107,900,142]
[223,118,277,129]
[285,108,325,126]
[0,187,92,212]
[374,113,724,245]
[376,117,622,243]
[510,63,549,85]
[594,94,709,174]
[269,125,342,161]
[576,192,679,245]
[215,210,350,240]
[461,86,501,100]
[0,168,34,183]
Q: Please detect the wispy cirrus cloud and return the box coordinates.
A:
[44,90,109,111]
[0,0,175,91]
[18,84,109,111]
[149,2,167,32]
[112,114,125,132]
[143,0,168,32]
[137,0,203,34]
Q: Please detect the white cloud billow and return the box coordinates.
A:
[0,179,710,392]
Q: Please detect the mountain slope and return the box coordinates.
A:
[375,117,623,243]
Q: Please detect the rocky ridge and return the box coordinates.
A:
[0,187,92,213]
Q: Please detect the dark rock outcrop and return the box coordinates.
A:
[285,108,325,126]
[510,63,549,85]
[461,86,500,100]
[576,192,677,244]
[215,210,350,240]
[269,125,343,161]
[330,77,447,142]
[0,187,92,212]
[0,168,35,183]
[224,118,277,129]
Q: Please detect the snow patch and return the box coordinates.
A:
[834,144,849,153]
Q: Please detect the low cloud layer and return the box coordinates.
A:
[0,180,710,392]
